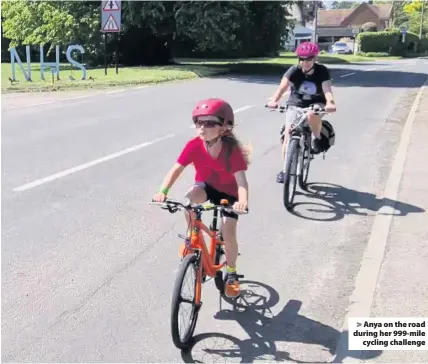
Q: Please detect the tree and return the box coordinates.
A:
[361,21,377,31]
[2,0,294,64]
[294,1,324,25]
[403,0,425,13]
[2,0,100,61]
[402,0,428,36]
[2,1,99,51]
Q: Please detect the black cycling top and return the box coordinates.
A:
[283,63,331,108]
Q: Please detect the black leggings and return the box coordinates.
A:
[199,182,238,220]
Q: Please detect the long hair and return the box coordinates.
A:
[221,131,252,172]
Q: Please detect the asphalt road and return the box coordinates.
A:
[2,58,428,363]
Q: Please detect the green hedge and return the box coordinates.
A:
[356,51,390,57]
[417,38,428,53]
[357,30,420,55]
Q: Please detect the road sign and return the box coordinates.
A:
[399,25,408,43]
[103,0,120,11]
[103,15,120,32]
[101,0,121,33]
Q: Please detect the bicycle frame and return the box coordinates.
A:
[186,208,226,306]
[186,207,226,279]
[150,198,247,306]
[287,110,313,174]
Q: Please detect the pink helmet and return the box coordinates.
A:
[192,98,234,127]
[295,42,320,58]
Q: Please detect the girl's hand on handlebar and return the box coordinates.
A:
[152,193,167,203]
[233,200,248,212]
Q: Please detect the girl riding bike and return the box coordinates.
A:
[152,98,251,298]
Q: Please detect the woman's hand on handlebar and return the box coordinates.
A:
[267,100,279,109]
[325,101,337,113]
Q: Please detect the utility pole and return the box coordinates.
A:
[312,1,319,43]
[419,0,425,40]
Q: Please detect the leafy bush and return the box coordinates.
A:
[357,29,420,55]
[356,51,390,57]
[361,22,377,32]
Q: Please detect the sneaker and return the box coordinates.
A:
[224,272,241,298]
[311,137,321,155]
[276,171,285,183]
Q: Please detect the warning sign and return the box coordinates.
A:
[103,0,120,11]
[103,15,120,32]
[101,0,121,33]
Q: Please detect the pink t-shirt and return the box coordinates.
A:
[177,137,247,197]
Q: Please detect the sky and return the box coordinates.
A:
[323,1,370,10]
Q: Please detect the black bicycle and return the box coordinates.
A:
[266,104,329,210]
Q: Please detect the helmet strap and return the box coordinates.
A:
[205,136,220,148]
[204,127,232,148]
[303,65,314,75]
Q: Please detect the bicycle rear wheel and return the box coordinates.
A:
[283,138,299,210]
[170,253,201,349]
[298,133,312,190]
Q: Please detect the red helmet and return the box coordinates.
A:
[192,98,234,127]
[295,42,320,58]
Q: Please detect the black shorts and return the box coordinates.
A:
[198,182,238,220]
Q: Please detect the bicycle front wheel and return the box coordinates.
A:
[170,253,201,349]
[298,133,312,190]
[283,138,299,210]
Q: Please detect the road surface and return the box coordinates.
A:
[2,58,428,363]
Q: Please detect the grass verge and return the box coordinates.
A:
[1,52,402,93]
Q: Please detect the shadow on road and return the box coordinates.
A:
[221,68,424,89]
[289,182,425,222]
[180,280,382,363]
[176,60,425,89]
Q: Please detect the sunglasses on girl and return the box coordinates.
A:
[194,119,223,128]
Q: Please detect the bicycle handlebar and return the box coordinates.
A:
[150,198,249,215]
[264,103,329,115]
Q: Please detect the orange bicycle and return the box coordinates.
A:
[150,197,248,349]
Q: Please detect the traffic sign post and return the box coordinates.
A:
[352,27,360,55]
[400,26,408,43]
[101,0,121,75]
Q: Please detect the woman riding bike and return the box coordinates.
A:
[267,41,337,183]
[152,98,250,298]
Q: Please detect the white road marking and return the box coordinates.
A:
[10,95,91,109]
[340,72,356,78]
[106,89,126,94]
[234,105,254,113]
[366,67,377,71]
[333,76,428,362]
[13,133,175,192]
[189,105,254,128]
[4,85,149,109]
[380,64,395,69]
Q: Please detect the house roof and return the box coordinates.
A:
[318,3,393,27]
[318,9,353,27]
